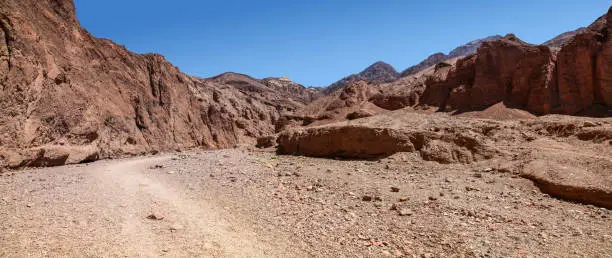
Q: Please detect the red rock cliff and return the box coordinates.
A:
[0,0,306,168]
[424,8,611,116]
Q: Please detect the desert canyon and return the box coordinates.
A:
[0,0,611,256]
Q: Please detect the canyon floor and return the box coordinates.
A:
[1,146,611,257]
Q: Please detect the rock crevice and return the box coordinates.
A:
[0,14,12,80]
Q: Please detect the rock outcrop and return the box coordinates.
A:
[413,9,611,116]
[261,76,322,104]
[275,81,387,131]
[278,112,502,163]
[521,159,612,208]
[277,109,612,208]
[316,10,611,118]
[316,14,610,119]
[520,133,612,209]
[0,0,316,168]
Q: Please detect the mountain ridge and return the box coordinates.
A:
[399,35,503,77]
[325,61,399,93]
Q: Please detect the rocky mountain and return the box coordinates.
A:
[423,15,611,116]
[543,14,608,48]
[449,35,505,57]
[0,0,610,171]
[543,27,588,48]
[398,53,448,78]
[300,8,611,125]
[0,0,318,169]
[261,76,322,104]
[205,72,319,109]
[324,36,503,93]
[325,61,399,93]
[400,35,503,77]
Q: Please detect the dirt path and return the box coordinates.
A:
[0,155,299,257]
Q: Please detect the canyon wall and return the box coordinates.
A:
[0,0,312,168]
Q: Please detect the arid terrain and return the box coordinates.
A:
[1,128,611,256]
[0,0,611,256]
[2,111,611,256]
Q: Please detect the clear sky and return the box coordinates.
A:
[74,0,610,86]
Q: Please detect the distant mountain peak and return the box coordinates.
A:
[401,35,503,77]
[368,61,394,68]
[361,61,399,76]
[448,35,503,57]
[543,11,608,48]
[326,61,399,93]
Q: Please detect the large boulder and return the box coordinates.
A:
[277,112,501,163]
[520,136,612,208]
[522,160,612,208]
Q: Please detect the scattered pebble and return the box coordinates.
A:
[465,186,480,191]
[390,203,402,210]
[583,121,596,127]
[399,208,413,216]
[146,214,164,220]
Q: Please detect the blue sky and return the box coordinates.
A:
[74,0,610,86]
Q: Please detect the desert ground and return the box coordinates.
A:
[2,142,610,257]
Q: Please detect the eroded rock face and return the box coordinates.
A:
[278,126,417,159]
[0,14,10,82]
[420,57,472,110]
[522,161,612,208]
[368,9,612,116]
[277,113,502,163]
[597,10,612,106]
[318,8,610,118]
[277,109,612,208]
[417,8,611,116]
[555,33,601,114]
[469,35,537,109]
[0,0,314,168]
[256,136,276,148]
[261,76,322,104]
[521,138,612,209]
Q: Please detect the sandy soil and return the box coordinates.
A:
[1,148,611,257]
[0,154,301,257]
